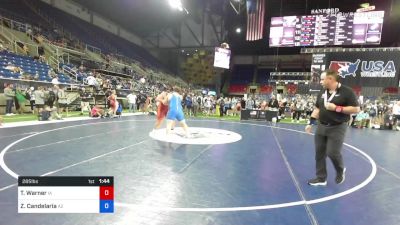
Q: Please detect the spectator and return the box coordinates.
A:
[383,107,395,130]
[34,86,45,113]
[15,87,27,114]
[80,88,91,115]
[240,98,246,110]
[246,97,254,110]
[27,87,35,114]
[86,73,97,87]
[51,76,60,85]
[4,83,16,115]
[38,46,45,56]
[218,97,224,117]
[57,87,68,115]
[204,96,212,115]
[38,106,62,121]
[126,92,137,113]
[260,100,268,110]
[137,91,147,113]
[46,88,56,108]
[292,99,304,123]
[192,95,199,117]
[34,72,39,81]
[354,109,370,128]
[26,27,33,40]
[185,94,193,117]
[5,63,22,73]
[48,69,57,78]
[393,101,400,131]
[268,95,279,109]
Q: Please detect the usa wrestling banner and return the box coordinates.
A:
[312,51,400,87]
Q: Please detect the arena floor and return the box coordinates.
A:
[0,115,399,225]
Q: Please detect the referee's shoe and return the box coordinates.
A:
[308,178,327,186]
[335,168,346,184]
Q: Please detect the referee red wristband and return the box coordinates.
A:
[335,106,343,113]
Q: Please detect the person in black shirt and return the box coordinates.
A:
[268,95,279,109]
[305,69,360,186]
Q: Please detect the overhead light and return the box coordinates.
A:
[181,49,185,53]
[236,27,241,33]
[195,49,198,52]
[168,0,183,11]
[187,53,190,56]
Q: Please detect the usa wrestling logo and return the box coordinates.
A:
[329,59,361,78]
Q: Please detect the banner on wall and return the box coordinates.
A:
[312,51,400,87]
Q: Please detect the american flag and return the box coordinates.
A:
[246,0,265,41]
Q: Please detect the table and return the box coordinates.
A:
[240,109,279,122]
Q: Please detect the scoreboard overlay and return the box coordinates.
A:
[18,176,114,213]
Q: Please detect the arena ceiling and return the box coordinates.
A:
[73,0,399,55]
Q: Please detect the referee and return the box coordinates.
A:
[305,69,360,186]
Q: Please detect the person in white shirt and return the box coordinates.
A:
[51,77,60,85]
[126,92,137,113]
[393,101,400,131]
[86,75,97,86]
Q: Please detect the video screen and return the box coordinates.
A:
[213,47,231,69]
[269,11,384,47]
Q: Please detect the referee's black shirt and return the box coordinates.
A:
[315,84,359,125]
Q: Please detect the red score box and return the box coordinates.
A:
[99,186,114,200]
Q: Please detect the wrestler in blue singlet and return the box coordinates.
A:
[167,92,185,121]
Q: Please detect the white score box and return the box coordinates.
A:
[18,199,99,213]
[18,187,99,200]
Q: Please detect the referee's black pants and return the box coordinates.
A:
[314,123,347,180]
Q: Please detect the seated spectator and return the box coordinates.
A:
[39,55,46,63]
[33,72,39,81]
[38,46,45,56]
[5,63,22,73]
[48,69,57,77]
[268,95,279,109]
[354,109,370,128]
[383,108,395,130]
[51,77,60,85]
[23,44,30,56]
[38,106,62,121]
[260,100,268,110]
[0,43,5,51]
[86,73,97,87]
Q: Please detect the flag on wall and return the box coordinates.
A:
[246,0,265,41]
